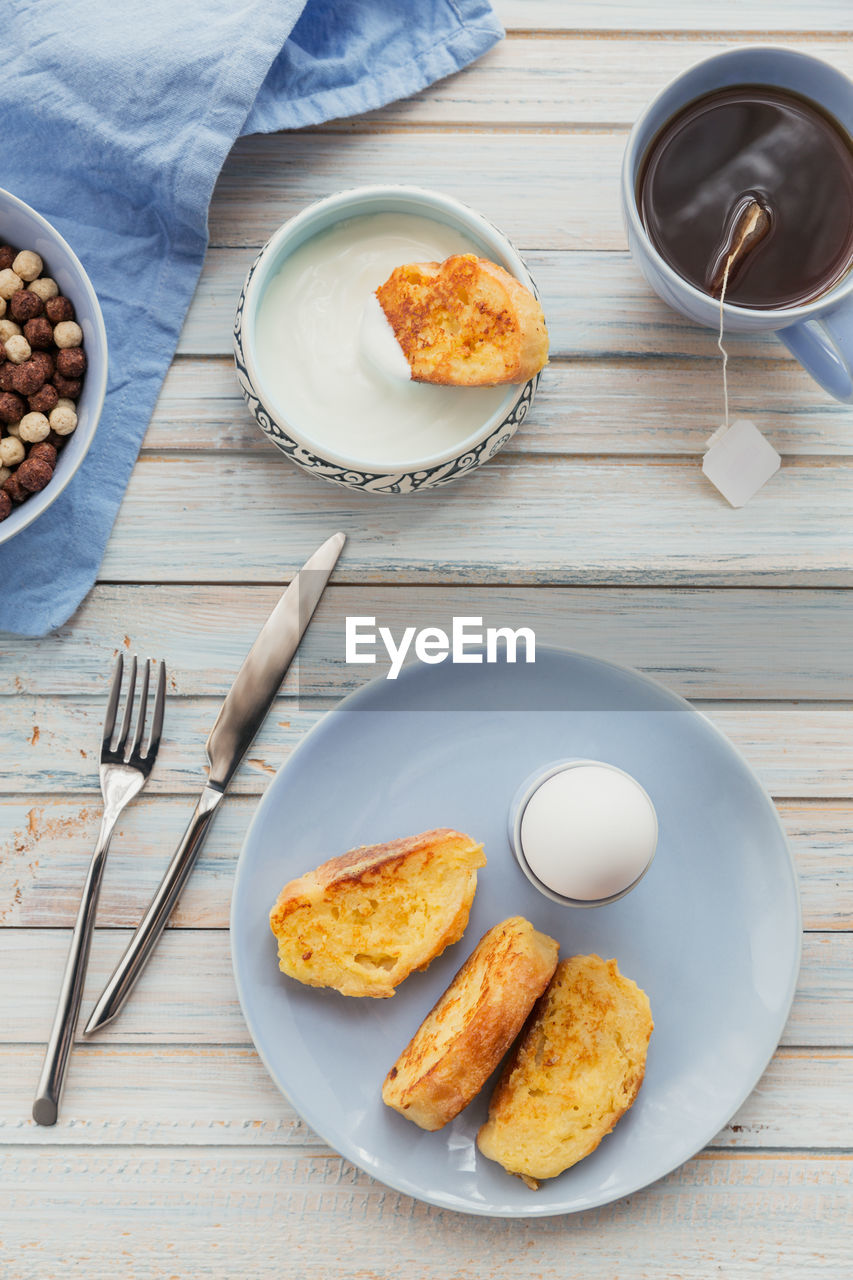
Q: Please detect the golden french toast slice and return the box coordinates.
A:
[477,955,653,1186]
[375,254,548,386]
[269,829,485,998]
[382,916,559,1130]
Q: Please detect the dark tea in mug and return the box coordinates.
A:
[638,84,853,309]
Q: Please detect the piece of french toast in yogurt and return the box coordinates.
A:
[375,254,548,387]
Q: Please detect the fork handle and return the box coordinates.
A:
[32,814,117,1125]
[83,785,224,1037]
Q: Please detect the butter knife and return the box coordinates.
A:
[83,531,345,1036]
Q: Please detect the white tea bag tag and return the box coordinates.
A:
[702,418,781,507]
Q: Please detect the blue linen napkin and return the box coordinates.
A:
[0,0,502,635]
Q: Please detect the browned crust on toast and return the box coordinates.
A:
[382,917,559,1129]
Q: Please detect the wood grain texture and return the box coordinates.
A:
[209,131,629,251]
[496,2,853,32]
[4,585,853,699]
[149,355,853,458]
[90,452,853,587]
[0,1044,850,1150]
[1,796,849,931]
[0,1152,850,1280]
[2,698,853,798]
[313,37,853,128]
[2,930,848,1048]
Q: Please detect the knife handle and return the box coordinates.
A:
[83,785,223,1036]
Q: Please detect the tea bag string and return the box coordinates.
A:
[709,197,771,432]
[718,256,732,430]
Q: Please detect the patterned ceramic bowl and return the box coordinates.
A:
[233,186,542,495]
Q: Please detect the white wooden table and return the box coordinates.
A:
[2,5,852,1275]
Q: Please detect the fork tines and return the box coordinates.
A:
[103,654,166,766]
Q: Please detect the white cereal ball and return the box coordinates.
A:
[53,320,83,349]
[0,465,10,485]
[28,277,59,302]
[6,421,20,437]
[4,334,31,364]
[13,250,43,283]
[0,298,6,319]
[49,401,78,435]
[0,435,25,466]
[18,411,50,443]
[0,269,23,299]
[0,319,21,342]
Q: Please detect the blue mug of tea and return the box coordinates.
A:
[622,46,853,403]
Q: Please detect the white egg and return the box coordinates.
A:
[519,763,657,903]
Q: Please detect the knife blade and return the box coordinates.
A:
[83,531,345,1036]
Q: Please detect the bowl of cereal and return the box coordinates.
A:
[0,187,107,545]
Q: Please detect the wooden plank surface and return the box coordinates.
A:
[0,1152,849,1280]
[149,356,853,458]
[0,1045,850,1150]
[317,37,853,128]
[2,698,852,797]
[4,585,853,699]
[1,796,848,931]
[2,930,848,1048]
[92,452,853,587]
[497,2,853,32]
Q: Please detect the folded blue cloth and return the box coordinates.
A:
[0,0,501,635]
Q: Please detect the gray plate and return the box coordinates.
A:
[230,649,801,1217]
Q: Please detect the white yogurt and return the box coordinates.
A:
[359,292,411,382]
[517,762,658,904]
[254,212,509,469]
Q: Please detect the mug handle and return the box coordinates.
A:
[778,294,853,403]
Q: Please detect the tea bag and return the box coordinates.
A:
[701,196,781,506]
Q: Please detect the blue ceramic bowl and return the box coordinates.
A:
[0,187,107,546]
[233,185,542,495]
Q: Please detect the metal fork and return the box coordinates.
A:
[32,654,166,1126]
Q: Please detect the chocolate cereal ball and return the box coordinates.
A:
[45,295,74,325]
[29,350,54,381]
[29,441,57,468]
[10,361,45,396]
[0,246,14,271]
[56,347,86,378]
[17,455,53,491]
[3,470,27,502]
[28,383,58,415]
[0,365,17,392]
[23,317,54,350]
[52,373,80,399]
[0,391,25,423]
[0,488,11,520]
[9,290,42,322]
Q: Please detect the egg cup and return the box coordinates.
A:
[507,758,659,909]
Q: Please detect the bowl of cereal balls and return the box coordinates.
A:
[0,187,107,545]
